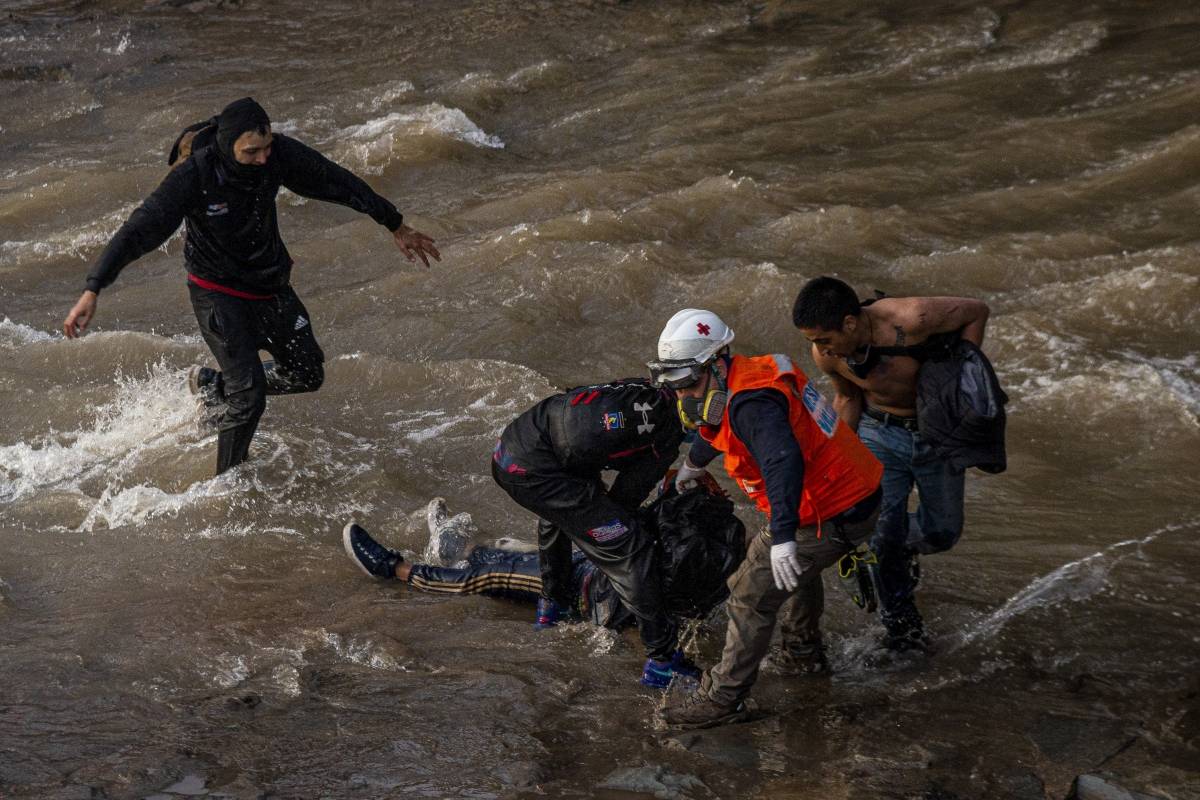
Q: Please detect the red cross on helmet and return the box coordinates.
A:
[647,308,735,388]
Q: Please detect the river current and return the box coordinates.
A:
[1,1,1198,798]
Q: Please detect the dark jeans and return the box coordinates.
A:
[189,284,325,474]
[857,414,965,637]
[491,461,677,660]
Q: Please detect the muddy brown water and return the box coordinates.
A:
[2,1,1198,798]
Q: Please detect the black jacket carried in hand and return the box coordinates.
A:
[85,134,403,295]
[915,339,1008,474]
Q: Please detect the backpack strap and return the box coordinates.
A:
[168,117,217,166]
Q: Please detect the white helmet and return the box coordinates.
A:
[648,308,735,386]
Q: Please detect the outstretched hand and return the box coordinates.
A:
[392,224,441,268]
[63,290,98,339]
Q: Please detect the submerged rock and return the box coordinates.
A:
[599,765,708,800]
[1066,774,1167,800]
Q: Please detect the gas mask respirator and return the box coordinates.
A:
[676,367,727,429]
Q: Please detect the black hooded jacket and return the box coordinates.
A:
[85,134,403,295]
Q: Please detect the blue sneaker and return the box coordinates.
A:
[534,598,560,630]
[342,522,403,579]
[641,650,701,688]
[670,650,701,680]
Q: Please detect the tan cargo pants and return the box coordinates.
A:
[704,508,879,705]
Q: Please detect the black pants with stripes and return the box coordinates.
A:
[407,546,544,602]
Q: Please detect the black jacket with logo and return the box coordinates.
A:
[85,135,403,295]
[500,379,684,506]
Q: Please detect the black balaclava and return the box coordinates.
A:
[215,97,272,188]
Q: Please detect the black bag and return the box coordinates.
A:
[642,486,747,619]
[914,338,1008,474]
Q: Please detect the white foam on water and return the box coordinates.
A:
[311,630,406,671]
[399,413,474,443]
[0,317,57,348]
[102,31,131,56]
[0,203,136,267]
[75,475,238,533]
[207,653,251,689]
[0,361,199,504]
[336,104,504,173]
[956,517,1200,649]
[583,626,622,657]
[1121,352,1200,419]
[954,21,1107,77]
[356,79,417,112]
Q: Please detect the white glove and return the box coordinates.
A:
[674,460,707,493]
[770,540,802,592]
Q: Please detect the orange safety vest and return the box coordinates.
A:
[699,354,883,530]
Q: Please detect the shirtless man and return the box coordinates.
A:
[792,276,989,650]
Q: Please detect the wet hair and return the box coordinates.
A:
[792,276,861,331]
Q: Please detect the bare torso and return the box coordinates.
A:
[809,294,990,424]
[825,300,925,415]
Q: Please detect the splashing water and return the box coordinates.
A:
[955,516,1200,648]
[0,360,199,503]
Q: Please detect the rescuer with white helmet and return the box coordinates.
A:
[649,308,885,729]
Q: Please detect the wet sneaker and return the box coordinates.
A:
[660,692,749,729]
[773,640,830,676]
[342,522,403,579]
[640,650,701,689]
[423,498,474,566]
[534,598,561,630]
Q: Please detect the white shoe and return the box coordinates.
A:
[422,498,474,565]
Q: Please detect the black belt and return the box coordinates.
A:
[863,406,918,432]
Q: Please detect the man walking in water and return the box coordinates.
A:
[62,97,440,474]
[792,277,990,651]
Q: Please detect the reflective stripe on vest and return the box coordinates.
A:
[699,354,883,528]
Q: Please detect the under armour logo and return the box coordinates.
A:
[697,322,711,336]
[294,315,309,331]
[633,401,655,434]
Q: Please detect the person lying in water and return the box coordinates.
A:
[342,478,748,672]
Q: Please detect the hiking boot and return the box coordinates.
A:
[534,598,561,630]
[660,691,749,729]
[879,602,932,653]
[342,522,403,579]
[879,629,933,654]
[641,650,701,689]
[773,640,830,676]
